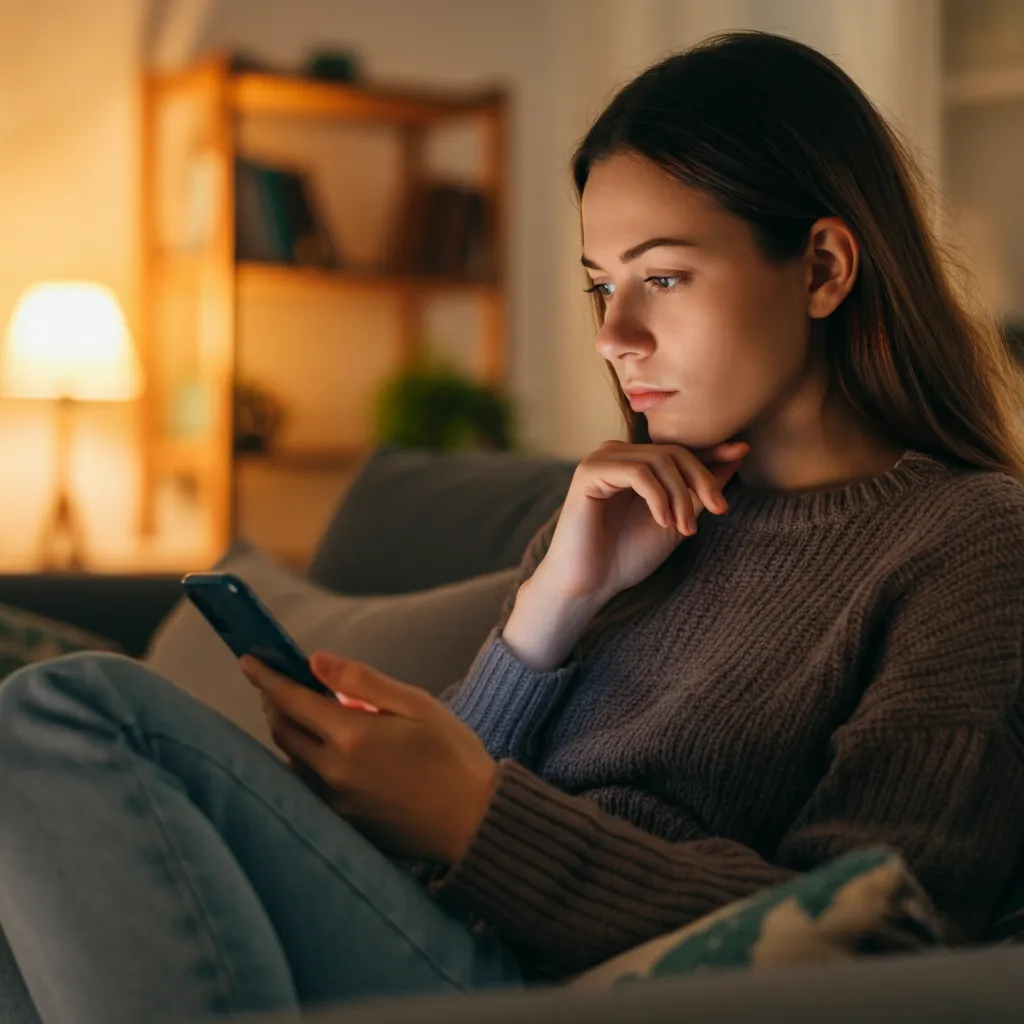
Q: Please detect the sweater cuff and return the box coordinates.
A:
[444,628,581,764]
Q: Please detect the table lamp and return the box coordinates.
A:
[1,282,143,569]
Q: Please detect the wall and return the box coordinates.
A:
[0,0,147,568]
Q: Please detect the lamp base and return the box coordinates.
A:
[39,487,87,571]
[37,396,88,572]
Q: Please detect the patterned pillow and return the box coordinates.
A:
[0,602,121,681]
[573,847,944,987]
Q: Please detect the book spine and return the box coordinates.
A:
[259,169,294,262]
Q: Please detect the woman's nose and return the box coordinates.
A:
[595,308,656,362]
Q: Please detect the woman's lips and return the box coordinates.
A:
[627,390,678,412]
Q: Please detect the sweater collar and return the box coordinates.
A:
[713,450,952,531]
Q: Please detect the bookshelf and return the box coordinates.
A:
[139,55,508,568]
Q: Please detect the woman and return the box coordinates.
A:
[2,29,1024,1024]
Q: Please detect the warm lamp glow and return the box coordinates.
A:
[1,281,143,401]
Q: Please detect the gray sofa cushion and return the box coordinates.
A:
[307,445,576,595]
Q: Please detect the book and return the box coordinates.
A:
[391,182,493,279]
[462,189,493,280]
[234,158,340,268]
[234,159,283,262]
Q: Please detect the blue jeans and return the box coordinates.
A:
[0,653,524,1024]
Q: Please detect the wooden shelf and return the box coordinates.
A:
[237,261,500,296]
[155,440,367,475]
[141,55,508,558]
[154,254,499,296]
[944,66,1024,107]
[229,73,502,125]
[153,251,210,288]
[155,436,218,473]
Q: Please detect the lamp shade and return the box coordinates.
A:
[1,281,143,401]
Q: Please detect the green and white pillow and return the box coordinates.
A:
[0,602,120,682]
[574,847,944,987]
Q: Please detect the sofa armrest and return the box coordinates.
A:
[0,574,183,657]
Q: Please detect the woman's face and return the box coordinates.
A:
[581,151,817,450]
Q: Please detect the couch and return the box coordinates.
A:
[1,444,1022,1022]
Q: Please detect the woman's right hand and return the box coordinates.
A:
[531,439,749,606]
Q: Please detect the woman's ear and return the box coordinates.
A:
[804,217,859,319]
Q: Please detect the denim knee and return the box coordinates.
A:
[0,651,162,736]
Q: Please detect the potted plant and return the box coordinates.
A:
[374,356,514,452]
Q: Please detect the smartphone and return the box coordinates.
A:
[181,572,334,697]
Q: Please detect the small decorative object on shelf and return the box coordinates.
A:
[234,380,287,454]
[304,49,361,84]
[375,355,514,453]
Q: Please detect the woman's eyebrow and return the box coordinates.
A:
[581,236,700,270]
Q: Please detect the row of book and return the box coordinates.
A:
[234,159,340,268]
[234,157,494,280]
[391,183,495,280]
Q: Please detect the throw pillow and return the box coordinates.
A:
[572,847,944,987]
[0,602,121,681]
[144,541,516,749]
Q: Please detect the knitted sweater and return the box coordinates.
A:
[437,449,1024,976]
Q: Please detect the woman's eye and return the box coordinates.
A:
[646,275,688,291]
[583,275,688,298]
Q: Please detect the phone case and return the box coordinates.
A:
[181,572,333,697]
[181,573,380,713]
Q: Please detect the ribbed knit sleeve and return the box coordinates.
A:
[444,630,581,765]
[435,512,1024,974]
[442,506,576,766]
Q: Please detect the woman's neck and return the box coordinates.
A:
[736,436,907,495]
[734,378,905,495]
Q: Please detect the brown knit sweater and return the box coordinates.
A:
[439,449,1024,976]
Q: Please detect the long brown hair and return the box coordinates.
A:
[572,30,1024,652]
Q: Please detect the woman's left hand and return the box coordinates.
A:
[240,651,497,863]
